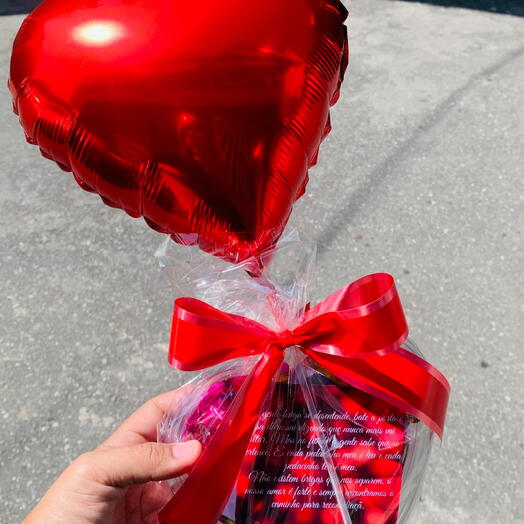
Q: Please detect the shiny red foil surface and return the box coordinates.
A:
[9,0,348,261]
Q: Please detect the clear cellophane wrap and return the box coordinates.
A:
[156,232,434,524]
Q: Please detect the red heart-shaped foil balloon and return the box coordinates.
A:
[9,0,347,262]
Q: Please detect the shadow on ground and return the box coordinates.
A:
[0,0,40,15]
[396,0,523,15]
[2,0,524,16]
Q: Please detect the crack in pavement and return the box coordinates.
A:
[316,44,524,257]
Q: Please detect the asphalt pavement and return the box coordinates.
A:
[1,1,523,523]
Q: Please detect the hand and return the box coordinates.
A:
[23,390,201,524]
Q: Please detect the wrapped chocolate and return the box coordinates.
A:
[156,232,448,524]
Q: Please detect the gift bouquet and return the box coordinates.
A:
[9,0,449,522]
[155,232,448,524]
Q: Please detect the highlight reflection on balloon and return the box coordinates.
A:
[9,0,348,262]
[73,21,125,45]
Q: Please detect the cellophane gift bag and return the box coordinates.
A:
[156,232,440,524]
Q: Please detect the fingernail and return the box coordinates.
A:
[171,440,202,462]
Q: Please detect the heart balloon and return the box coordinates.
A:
[9,0,348,262]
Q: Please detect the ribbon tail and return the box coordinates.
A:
[305,347,450,439]
[157,345,284,524]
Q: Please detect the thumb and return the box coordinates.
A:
[77,440,202,487]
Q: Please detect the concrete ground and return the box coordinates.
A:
[1,1,523,522]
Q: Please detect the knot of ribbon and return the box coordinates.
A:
[273,329,302,349]
[158,273,450,524]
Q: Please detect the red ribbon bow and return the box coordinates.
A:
[158,273,450,524]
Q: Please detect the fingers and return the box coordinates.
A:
[100,388,186,449]
[77,440,202,487]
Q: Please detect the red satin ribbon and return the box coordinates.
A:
[158,273,450,524]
